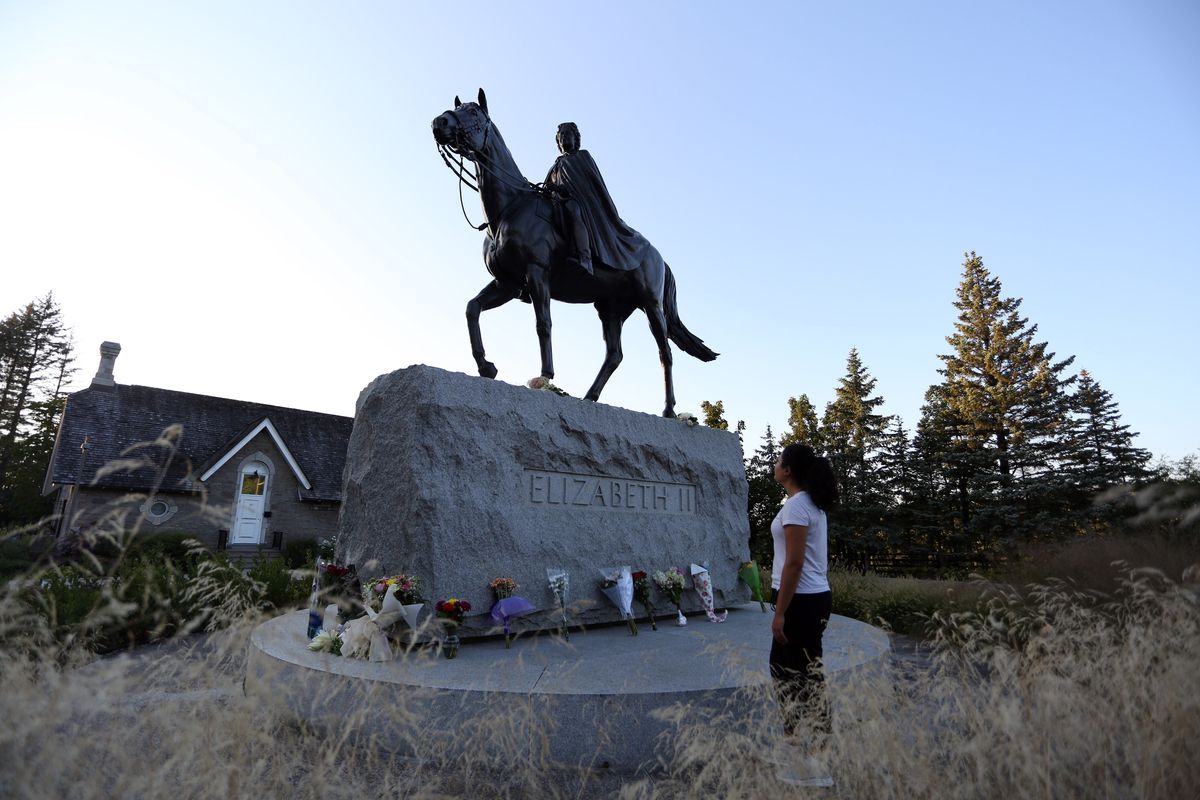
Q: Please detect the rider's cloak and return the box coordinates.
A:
[544,150,649,272]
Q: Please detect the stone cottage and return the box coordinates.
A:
[43,342,353,554]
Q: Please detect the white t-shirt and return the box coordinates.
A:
[770,490,830,594]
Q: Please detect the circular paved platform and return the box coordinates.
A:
[246,604,889,772]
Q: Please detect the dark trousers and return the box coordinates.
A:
[769,589,833,738]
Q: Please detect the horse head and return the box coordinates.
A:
[431,89,491,161]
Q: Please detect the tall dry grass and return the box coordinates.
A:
[3,440,1197,798]
[3,530,1197,798]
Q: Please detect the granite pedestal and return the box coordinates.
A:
[337,365,751,634]
[246,605,891,773]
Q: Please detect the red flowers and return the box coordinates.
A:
[435,598,471,624]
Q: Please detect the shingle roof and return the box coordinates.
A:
[45,384,353,502]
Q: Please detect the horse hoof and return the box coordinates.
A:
[662,408,675,418]
[583,393,599,402]
[479,362,498,379]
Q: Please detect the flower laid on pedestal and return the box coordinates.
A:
[674,411,699,427]
[653,567,687,627]
[690,563,728,623]
[599,567,638,635]
[547,568,570,640]
[738,560,767,612]
[435,598,471,659]
[363,573,425,637]
[526,376,569,396]
[489,577,534,648]
[632,570,657,630]
[307,628,342,655]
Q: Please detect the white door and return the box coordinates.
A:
[231,461,269,544]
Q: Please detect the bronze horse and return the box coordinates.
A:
[431,89,716,417]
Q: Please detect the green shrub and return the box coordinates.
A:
[281,538,318,569]
[830,566,984,637]
[23,565,105,644]
[247,556,309,611]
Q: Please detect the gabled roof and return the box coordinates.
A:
[196,417,312,489]
[44,384,353,502]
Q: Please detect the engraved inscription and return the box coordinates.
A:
[524,469,697,515]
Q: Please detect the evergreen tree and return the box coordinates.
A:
[781,394,821,449]
[1066,369,1152,493]
[820,348,892,508]
[0,294,75,525]
[745,425,783,566]
[938,252,1075,488]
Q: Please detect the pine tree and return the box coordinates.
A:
[0,294,75,525]
[820,348,892,508]
[1066,369,1152,493]
[939,252,1075,488]
[781,394,821,449]
[745,425,783,566]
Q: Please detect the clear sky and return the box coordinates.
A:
[2,1,1197,462]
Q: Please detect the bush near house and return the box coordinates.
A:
[281,537,319,570]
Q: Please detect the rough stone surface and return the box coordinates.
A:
[337,364,751,634]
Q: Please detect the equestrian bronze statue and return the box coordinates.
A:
[431,89,716,417]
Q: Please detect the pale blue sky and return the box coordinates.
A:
[1,1,1197,461]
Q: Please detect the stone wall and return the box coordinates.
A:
[337,365,751,634]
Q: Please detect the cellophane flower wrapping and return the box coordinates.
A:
[690,563,727,623]
[547,567,570,639]
[738,560,767,612]
[599,566,638,635]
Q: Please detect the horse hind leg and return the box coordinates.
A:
[643,301,676,417]
[584,304,634,401]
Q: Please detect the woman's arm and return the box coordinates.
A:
[771,523,809,644]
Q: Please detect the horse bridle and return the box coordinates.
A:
[436,106,541,232]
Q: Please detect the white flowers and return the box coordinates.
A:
[674,412,698,427]
[307,629,342,655]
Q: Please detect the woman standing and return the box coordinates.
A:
[769,443,838,786]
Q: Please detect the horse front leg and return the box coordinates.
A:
[527,268,554,379]
[466,280,516,379]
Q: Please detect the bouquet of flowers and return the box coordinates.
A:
[363,573,424,633]
[599,567,638,635]
[547,567,570,641]
[363,574,423,610]
[691,563,728,623]
[307,628,342,655]
[308,560,359,637]
[674,411,699,427]
[632,570,657,631]
[526,376,570,396]
[435,598,471,632]
[435,597,471,659]
[489,577,534,649]
[490,577,517,600]
[653,567,688,627]
[738,560,767,612]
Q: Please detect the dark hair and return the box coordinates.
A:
[780,443,838,511]
[556,121,580,140]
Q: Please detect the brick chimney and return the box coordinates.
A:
[91,341,121,387]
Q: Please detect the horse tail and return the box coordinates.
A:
[663,264,718,362]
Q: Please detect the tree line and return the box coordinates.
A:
[0,294,74,527]
[704,252,1195,575]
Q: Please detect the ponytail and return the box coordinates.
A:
[807,456,838,511]
[779,443,839,511]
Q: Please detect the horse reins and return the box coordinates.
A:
[436,109,543,233]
